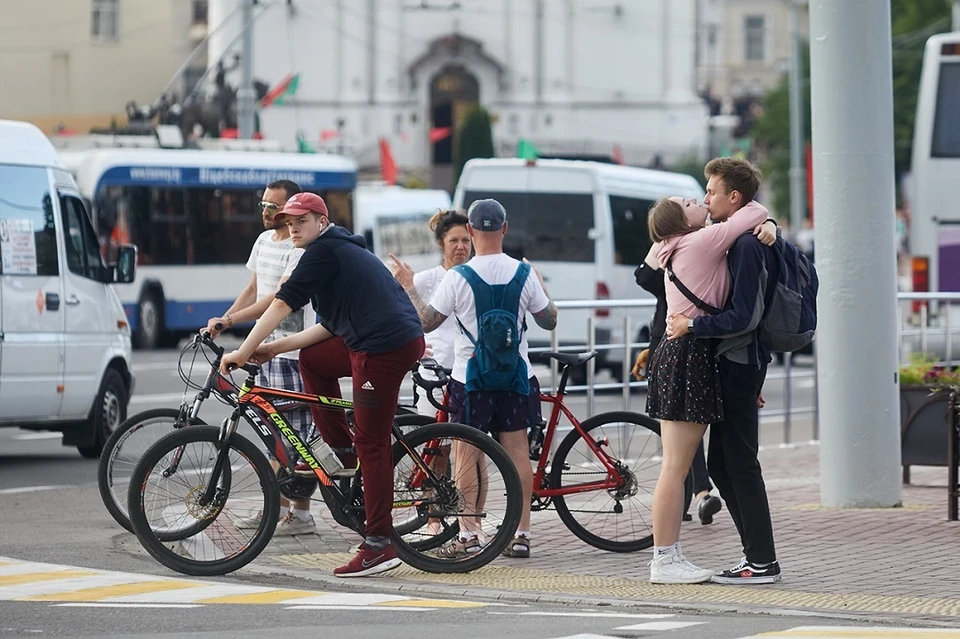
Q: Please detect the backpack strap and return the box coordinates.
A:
[665,259,722,316]
[452,264,490,346]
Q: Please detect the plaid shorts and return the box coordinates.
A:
[259,356,314,444]
[446,376,542,434]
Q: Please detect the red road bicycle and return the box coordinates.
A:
[410,352,692,552]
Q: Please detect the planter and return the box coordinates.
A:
[899,384,951,482]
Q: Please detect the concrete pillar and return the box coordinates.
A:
[809,0,902,507]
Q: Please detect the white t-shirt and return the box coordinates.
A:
[413,265,457,371]
[430,253,550,384]
[245,230,316,360]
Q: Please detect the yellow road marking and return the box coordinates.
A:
[376,598,487,608]
[195,589,322,604]
[0,571,98,586]
[25,580,204,602]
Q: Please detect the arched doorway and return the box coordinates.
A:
[430,65,480,189]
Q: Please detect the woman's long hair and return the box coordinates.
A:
[647,198,697,243]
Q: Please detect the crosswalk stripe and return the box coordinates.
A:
[25,579,205,602]
[376,598,488,608]
[616,621,705,631]
[0,556,490,609]
[0,571,98,586]
[195,589,327,605]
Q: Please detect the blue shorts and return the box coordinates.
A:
[446,376,542,434]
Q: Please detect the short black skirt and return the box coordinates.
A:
[645,333,723,425]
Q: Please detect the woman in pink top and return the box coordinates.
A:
[644,195,769,584]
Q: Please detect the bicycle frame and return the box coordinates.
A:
[532,392,623,498]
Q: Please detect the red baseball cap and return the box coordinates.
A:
[276,192,329,221]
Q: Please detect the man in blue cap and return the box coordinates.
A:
[405,198,559,559]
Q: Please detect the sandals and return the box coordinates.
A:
[502,535,530,558]
[435,535,482,559]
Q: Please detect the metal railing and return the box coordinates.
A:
[530,294,960,445]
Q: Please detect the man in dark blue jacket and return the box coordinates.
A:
[223,192,424,579]
[666,158,782,584]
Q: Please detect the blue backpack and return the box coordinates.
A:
[454,262,531,396]
[759,238,819,353]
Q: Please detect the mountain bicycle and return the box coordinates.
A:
[125,337,523,577]
[409,352,692,552]
[98,332,427,534]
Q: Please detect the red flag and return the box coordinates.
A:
[319,128,339,141]
[379,137,398,186]
[429,126,451,143]
[612,143,624,165]
[260,73,299,108]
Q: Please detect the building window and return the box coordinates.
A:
[91,0,119,41]
[192,0,209,24]
[744,15,765,62]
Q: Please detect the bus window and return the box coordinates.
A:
[932,62,960,158]
[461,191,595,262]
[610,195,655,266]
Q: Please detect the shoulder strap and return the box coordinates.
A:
[665,259,722,316]
[498,262,530,312]
[452,264,492,346]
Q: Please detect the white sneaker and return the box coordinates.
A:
[234,510,264,530]
[274,513,317,536]
[649,553,714,584]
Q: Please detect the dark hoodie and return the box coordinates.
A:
[275,226,423,354]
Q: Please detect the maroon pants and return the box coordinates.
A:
[298,335,425,539]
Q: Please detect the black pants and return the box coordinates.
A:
[688,440,713,496]
[708,357,777,564]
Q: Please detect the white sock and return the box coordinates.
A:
[292,508,311,522]
[515,530,530,539]
[653,545,675,558]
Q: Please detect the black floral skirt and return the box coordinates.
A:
[645,333,723,425]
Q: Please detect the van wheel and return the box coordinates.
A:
[77,369,128,459]
[134,292,165,350]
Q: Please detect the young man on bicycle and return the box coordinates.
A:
[404,198,558,559]
[205,179,318,536]
[222,192,424,578]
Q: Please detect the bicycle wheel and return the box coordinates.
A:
[98,408,205,534]
[128,426,280,576]
[552,411,667,553]
[390,422,522,573]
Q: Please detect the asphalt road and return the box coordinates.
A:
[0,343,947,639]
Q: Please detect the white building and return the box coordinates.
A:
[208,0,709,188]
[0,0,207,135]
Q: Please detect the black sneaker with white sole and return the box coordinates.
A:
[712,558,782,584]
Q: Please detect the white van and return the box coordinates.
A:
[0,120,137,457]
[453,158,705,380]
[354,182,453,271]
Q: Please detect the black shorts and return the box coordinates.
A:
[446,376,542,434]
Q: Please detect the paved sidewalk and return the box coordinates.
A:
[248,441,960,624]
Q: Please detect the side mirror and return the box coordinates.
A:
[113,244,137,284]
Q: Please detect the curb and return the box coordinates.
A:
[242,560,960,629]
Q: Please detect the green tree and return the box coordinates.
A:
[751,0,950,217]
[454,106,494,186]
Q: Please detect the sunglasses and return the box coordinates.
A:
[259,201,281,212]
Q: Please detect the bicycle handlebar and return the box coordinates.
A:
[411,358,450,412]
[194,332,258,376]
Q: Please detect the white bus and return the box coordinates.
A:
[453,158,705,381]
[354,182,452,272]
[59,148,357,348]
[909,32,960,295]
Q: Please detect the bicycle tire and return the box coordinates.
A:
[128,426,281,577]
[390,422,522,573]
[552,410,672,553]
[97,408,206,534]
